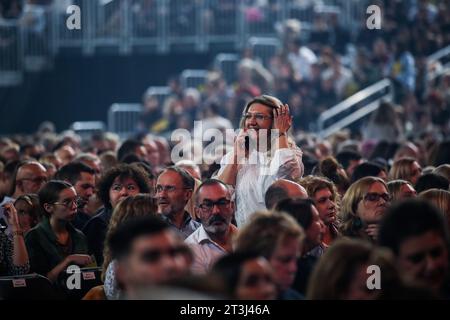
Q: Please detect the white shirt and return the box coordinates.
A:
[217,147,303,228]
[185,225,231,275]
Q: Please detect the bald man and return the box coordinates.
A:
[12,161,48,199]
[264,179,308,210]
[1,161,47,237]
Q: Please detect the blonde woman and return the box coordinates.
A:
[217,95,304,227]
[340,177,390,242]
[387,179,417,202]
[389,157,422,185]
[102,194,157,300]
[420,189,450,228]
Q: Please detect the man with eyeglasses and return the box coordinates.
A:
[185,179,237,274]
[156,166,200,239]
[109,216,192,299]
[11,161,48,199]
[0,161,47,237]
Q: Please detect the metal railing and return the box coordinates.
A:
[180,69,209,89]
[317,79,394,139]
[315,44,450,140]
[0,0,371,86]
[107,103,142,139]
[70,121,106,139]
[0,19,23,86]
[426,44,450,88]
[214,53,240,84]
[144,86,171,106]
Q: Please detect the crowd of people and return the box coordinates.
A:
[0,89,450,300]
[1,0,450,301]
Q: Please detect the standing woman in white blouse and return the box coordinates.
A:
[217,95,304,227]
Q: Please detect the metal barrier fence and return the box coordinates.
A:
[0,0,371,86]
[0,19,23,86]
[317,79,394,139]
[144,86,171,106]
[107,103,142,139]
[70,121,106,139]
[214,53,239,84]
[22,4,54,71]
[180,69,209,90]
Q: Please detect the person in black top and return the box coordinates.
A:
[82,164,150,265]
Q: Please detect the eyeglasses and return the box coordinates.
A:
[198,199,231,211]
[242,113,273,121]
[53,198,78,209]
[363,192,391,203]
[139,246,189,264]
[155,185,191,193]
[20,177,47,185]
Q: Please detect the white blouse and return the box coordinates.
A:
[217,147,304,227]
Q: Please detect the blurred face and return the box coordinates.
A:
[356,182,390,224]
[344,263,381,300]
[236,258,277,300]
[117,231,189,293]
[144,140,160,167]
[156,171,191,217]
[195,184,234,235]
[313,188,337,225]
[109,176,140,208]
[48,187,78,222]
[14,199,37,233]
[74,172,96,210]
[399,183,417,199]
[305,206,325,249]
[56,146,76,166]
[80,158,101,176]
[18,164,48,194]
[397,230,449,292]
[135,145,148,161]
[269,236,301,292]
[410,161,422,185]
[377,170,388,182]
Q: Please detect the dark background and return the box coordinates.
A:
[0,52,216,135]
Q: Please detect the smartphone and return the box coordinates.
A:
[244,136,250,150]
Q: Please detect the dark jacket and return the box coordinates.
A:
[82,207,112,266]
[25,216,88,276]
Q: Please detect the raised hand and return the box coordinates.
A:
[273,104,292,134]
[3,203,21,231]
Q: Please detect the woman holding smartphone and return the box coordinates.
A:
[0,203,30,276]
[217,95,304,227]
[25,180,93,282]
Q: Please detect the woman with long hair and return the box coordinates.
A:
[217,95,304,227]
[340,177,390,242]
